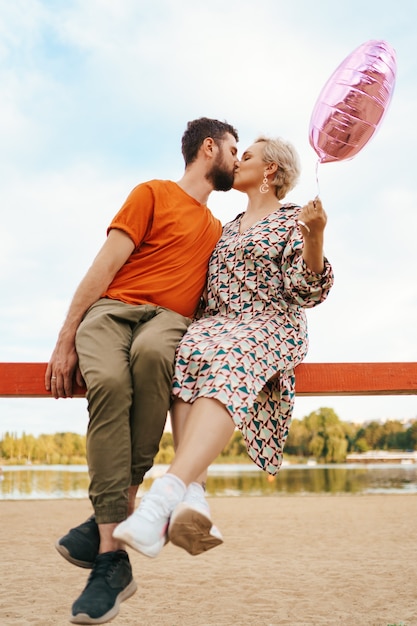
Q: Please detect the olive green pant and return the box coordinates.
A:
[75,298,191,524]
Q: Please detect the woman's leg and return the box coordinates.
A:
[169,398,225,555]
[114,397,235,557]
[169,397,235,484]
[170,398,208,486]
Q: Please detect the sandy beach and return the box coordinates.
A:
[0,495,416,626]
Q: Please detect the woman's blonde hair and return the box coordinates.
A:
[255,136,300,200]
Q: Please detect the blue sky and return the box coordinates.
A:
[1,0,416,436]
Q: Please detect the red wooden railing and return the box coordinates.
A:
[0,362,416,398]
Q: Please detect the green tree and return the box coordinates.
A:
[284,419,310,457]
[1,414,415,467]
[304,407,348,463]
[324,423,348,462]
[361,421,385,450]
[21,433,37,463]
[340,421,357,453]
[406,420,417,450]
[37,434,57,464]
[1,432,17,461]
[380,420,407,450]
[354,437,369,453]
[308,433,325,459]
[155,432,175,464]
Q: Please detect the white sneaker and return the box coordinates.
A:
[113,475,185,558]
[168,482,223,556]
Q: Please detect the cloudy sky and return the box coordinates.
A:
[1,0,416,436]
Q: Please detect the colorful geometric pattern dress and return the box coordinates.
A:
[172,204,334,475]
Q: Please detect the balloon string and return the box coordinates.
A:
[315,160,321,199]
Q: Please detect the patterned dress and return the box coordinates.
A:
[172,204,334,474]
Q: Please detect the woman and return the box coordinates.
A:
[114,136,334,558]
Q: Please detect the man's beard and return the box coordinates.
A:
[206,153,235,192]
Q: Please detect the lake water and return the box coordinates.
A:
[1,462,417,499]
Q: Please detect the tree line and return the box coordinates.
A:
[1,407,416,466]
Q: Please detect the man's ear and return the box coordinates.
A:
[202,137,216,158]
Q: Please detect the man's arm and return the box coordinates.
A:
[45,229,135,398]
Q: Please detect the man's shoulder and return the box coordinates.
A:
[127,179,174,199]
[135,179,173,189]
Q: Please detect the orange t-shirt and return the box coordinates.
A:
[103,180,222,318]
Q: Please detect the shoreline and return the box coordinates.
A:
[2,463,417,501]
[1,495,416,625]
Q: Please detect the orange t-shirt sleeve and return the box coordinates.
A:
[107,183,154,246]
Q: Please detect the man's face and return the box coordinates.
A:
[207,133,238,192]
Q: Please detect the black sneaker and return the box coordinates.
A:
[70,550,137,624]
[56,516,99,569]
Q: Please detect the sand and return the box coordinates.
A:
[0,495,416,626]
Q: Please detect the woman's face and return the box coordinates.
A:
[233,141,266,192]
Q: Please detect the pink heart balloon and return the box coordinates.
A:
[309,40,397,163]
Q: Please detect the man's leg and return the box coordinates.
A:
[128,307,191,490]
[76,300,135,532]
[63,301,157,624]
[57,303,186,558]
[56,299,136,568]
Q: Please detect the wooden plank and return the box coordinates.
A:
[294,362,417,396]
[0,361,416,398]
[0,362,86,398]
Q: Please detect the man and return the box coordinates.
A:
[45,117,239,624]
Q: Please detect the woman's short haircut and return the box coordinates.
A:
[255,136,301,200]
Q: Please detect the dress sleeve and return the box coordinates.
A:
[281,226,334,308]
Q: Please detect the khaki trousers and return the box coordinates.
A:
[75,298,191,524]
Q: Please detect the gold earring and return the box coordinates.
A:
[259,171,269,194]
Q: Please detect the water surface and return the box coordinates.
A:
[1,462,417,500]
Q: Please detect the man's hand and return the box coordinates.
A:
[45,338,83,398]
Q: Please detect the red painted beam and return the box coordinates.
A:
[294,362,417,396]
[0,362,416,398]
[0,362,86,397]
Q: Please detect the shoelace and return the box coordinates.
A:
[136,492,173,522]
[85,554,119,586]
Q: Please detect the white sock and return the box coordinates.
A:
[158,473,187,502]
[186,482,205,498]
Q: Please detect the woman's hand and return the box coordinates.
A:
[297,197,327,237]
[298,197,327,274]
